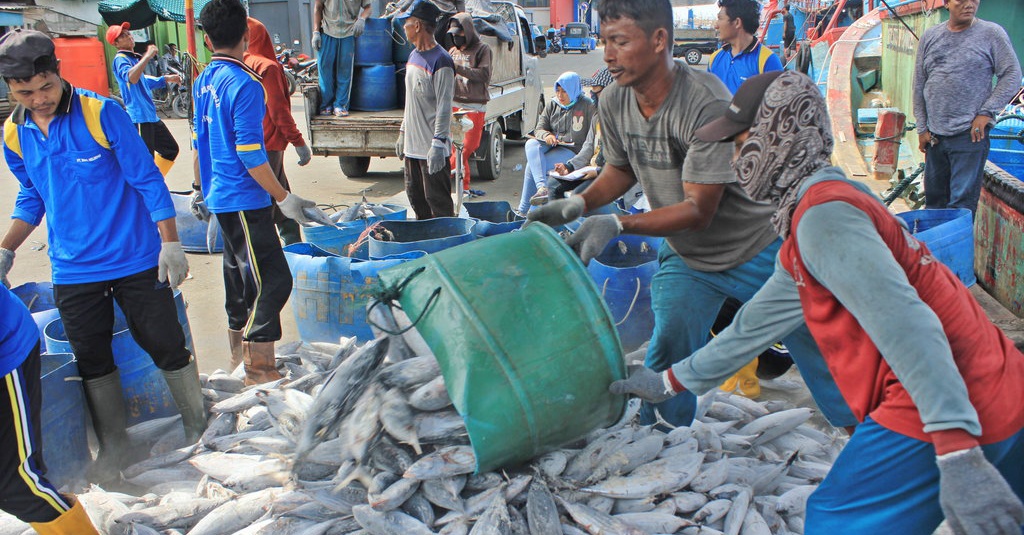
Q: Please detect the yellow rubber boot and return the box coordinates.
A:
[30,499,99,535]
[719,357,761,398]
[155,154,175,176]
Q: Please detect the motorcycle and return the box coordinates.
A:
[153,64,190,119]
[277,41,318,97]
[547,35,563,55]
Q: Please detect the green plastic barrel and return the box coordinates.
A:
[378,223,626,472]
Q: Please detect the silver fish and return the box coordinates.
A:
[404,446,476,480]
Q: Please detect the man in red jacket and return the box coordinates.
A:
[244,17,313,245]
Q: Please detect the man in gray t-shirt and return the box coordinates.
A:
[913,0,1020,215]
[528,0,854,429]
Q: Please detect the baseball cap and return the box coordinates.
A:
[105,22,131,45]
[695,71,783,142]
[408,1,441,24]
[582,68,613,88]
[0,29,58,79]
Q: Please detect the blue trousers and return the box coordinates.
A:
[640,239,856,428]
[317,34,355,112]
[807,417,1024,534]
[924,127,990,216]
[519,139,574,212]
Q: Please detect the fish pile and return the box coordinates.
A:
[0,314,846,535]
[329,200,399,225]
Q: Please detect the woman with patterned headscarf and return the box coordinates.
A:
[611,71,1024,535]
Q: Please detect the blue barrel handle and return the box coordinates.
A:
[599,276,642,326]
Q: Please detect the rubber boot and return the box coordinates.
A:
[82,370,130,484]
[228,328,244,372]
[161,358,208,444]
[29,498,99,535]
[277,219,302,246]
[719,357,761,398]
[242,341,283,386]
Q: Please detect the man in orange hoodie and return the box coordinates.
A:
[244,17,313,245]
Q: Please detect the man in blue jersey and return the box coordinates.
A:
[107,22,181,176]
[193,0,332,385]
[0,29,206,484]
[708,0,782,95]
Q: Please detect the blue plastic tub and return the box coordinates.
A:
[369,218,477,259]
[465,201,525,237]
[39,353,90,489]
[283,244,425,342]
[587,235,663,352]
[895,208,976,287]
[989,122,1024,180]
[303,204,408,258]
[11,282,59,347]
[352,64,399,111]
[355,18,394,66]
[171,192,224,253]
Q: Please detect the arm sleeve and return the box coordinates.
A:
[433,67,455,140]
[670,254,808,394]
[681,98,736,184]
[262,65,306,146]
[763,52,784,73]
[112,56,132,86]
[913,33,929,133]
[3,145,45,226]
[797,202,982,436]
[143,75,167,92]
[454,44,492,84]
[567,121,596,171]
[981,26,1023,117]
[233,82,269,169]
[534,101,555,139]
[100,100,176,222]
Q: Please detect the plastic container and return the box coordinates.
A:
[465,201,525,237]
[303,204,409,258]
[53,37,110,97]
[39,353,90,489]
[378,223,626,472]
[351,64,399,112]
[392,16,415,65]
[171,192,224,253]
[587,235,662,352]
[369,218,477,259]
[355,18,395,66]
[11,282,59,347]
[895,208,976,286]
[989,121,1024,179]
[43,290,195,426]
[283,244,425,343]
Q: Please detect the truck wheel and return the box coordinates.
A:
[339,156,370,178]
[685,49,702,65]
[475,122,503,181]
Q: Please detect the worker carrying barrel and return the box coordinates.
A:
[0,29,206,486]
[612,70,1024,535]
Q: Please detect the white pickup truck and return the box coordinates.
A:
[302,1,545,181]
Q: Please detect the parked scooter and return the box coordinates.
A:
[547,35,562,54]
[153,64,190,119]
[277,41,318,96]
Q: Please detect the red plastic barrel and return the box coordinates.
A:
[53,37,110,97]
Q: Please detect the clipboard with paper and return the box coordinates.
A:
[549,166,599,181]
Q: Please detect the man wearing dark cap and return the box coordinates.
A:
[0,29,206,489]
[106,22,182,176]
[527,0,853,430]
[613,70,1024,535]
[396,1,456,220]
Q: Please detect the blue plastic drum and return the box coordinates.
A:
[355,18,395,66]
[39,353,89,489]
[368,218,477,259]
[587,235,663,352]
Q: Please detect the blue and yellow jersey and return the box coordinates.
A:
[112,50,166,124]
[192,55,270,213]
[708,40,784,94]
[2,81,174,284]
[0,286,36,377]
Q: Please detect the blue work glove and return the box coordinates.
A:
[427,139,448,176]
[565,214,622,265]
[0,248,14,288]
[353,18,367,37]
[189,190,210,222]
[295,144,312,166]
[311,31,322,51]
[609,365,678,404]
[158,241,189,288]
[937,447,1024,535]
[395,131,405,160]
[525,195,584,228]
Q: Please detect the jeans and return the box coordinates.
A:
[317,34,356,112]
[924,127,991,216]
[641,239,856,428]
[519,139,574,212]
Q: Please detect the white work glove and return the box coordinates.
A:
[427,139,448,176]
[608,365,678,404]
[190,190,211,222]
[353,18,367,37]
[158,242,189,289]
[0,248,14,288]
[395,131,405,160]
[295,144,312,166]
[937,447,1024,535]
[311,31,322,51]
[525,195,585,228]
[278,193,333,226]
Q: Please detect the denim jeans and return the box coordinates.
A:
[519,139,574,212]
[924,127,990,216]
[317,34,355,112]
[641,239,857,428]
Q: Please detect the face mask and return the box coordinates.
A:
[452,35,467,48]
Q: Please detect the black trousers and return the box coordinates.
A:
[0,344,72,523]
[53,267,191,379]
[216,207,292,342]
[404,157,454,220]
[137,120,180,161]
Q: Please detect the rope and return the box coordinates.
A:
[883,163,926,206]
[367,266,441,335]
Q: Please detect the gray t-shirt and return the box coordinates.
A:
[402,46,455,159]
[322,0,372,38]
[600,61,779,271]
[913,19,1021,136]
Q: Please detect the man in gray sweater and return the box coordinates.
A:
[913,0,1020,216]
